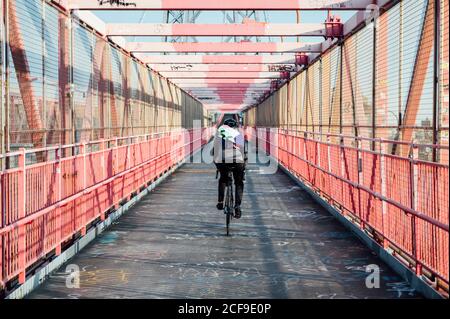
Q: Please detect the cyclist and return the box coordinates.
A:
[211,117,246,218]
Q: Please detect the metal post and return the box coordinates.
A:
[319,58,323,140]
[3,0,9,165]
[432,0,441,162]
[372,18,377,151]
[90,32,94,142]
[69,13,75,146]
[287,80,290,131]
[55,145,62,255]
[339,40,343,140]
[17,148,26,283]
[0,0,5,167]
[80,143,86,236]
[42,2,46,149]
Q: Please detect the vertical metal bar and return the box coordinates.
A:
[54,145,61,255]
[0,0,3,237]
[432,0,441,162]
[287,80,290,131]
[42,1,46,149]
[372,18,377,151]
[398,0,403,147]
[69,13,75,147]
[0,0,5,165]
[3,0,9,162]
[91,31,94,142]
[380,141,388,248]
[17,148,26,284]
[305,68,309,134]
[410,146,420,275]
[100,138,106,221]
[339,41,343,139]
[80,142,86,236]
[319,58,323,140]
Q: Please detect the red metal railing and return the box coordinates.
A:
[247,127,449,295]
[0,128,213,289]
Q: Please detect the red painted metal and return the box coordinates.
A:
[8,0,44,148]
[80,40,107,142]
[401,0,435,155]
[161,72,293,79]
[57,12,71,147]
[247,127,449,292]
[440,0,449,164]
[295,52,309,66]
[172,79,271,84]
[149,64,285,72]
[0,128,213,288]
[324,15,343,39]
[375,10,389,141]
[106,22,325,37]
[67,0,375,10]
[126,42,322,53]
[139,55,297,64]
[280,71,290,80]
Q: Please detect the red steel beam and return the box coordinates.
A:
[203,103,248,109]
[138,55,298,64]
[67,0,374,10]
[198,101,260,104]
[375,6,389,142]
[160,71,295,79]
[191,93,267,97]
[170,79,272,84]
[183,87,271,92]
[126,42,322,53]
[195,93,261,97]
[441,0,449,164]
[80,39,107,142]
[179,82,270,86]
[188,90,268,93]
[199,97,258,100]
[57,12,71,147]
[8,0,44,148]
[106,23,326,37]
[401,0,435,154]
[149,64,296,72]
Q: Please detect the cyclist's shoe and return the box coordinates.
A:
[216,202,224,210]
[234,206,242,219]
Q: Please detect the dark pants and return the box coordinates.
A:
[215,163,245,207]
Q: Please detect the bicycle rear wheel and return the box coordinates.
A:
[226,211,231,236]
[224,183,233,236]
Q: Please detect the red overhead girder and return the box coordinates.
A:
[8,0,44,148]
[125,42,322,53]
[66,0,375,11]
[401,0,435,154]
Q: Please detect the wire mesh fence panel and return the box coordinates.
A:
[252,128,448,290]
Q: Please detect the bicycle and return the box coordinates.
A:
[216,169,234,236]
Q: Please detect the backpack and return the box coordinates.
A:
[215,125,244,163]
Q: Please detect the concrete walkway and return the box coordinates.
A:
[28,159,420,299]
